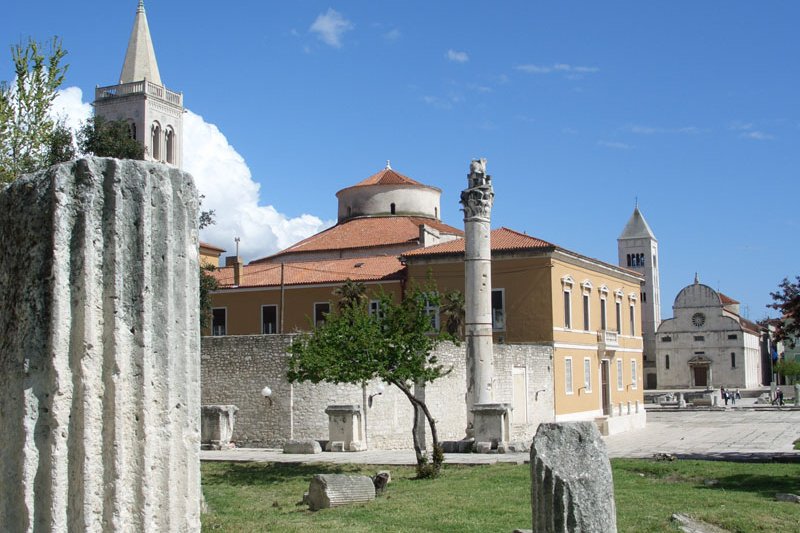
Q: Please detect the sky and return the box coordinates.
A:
[3,1,798,322]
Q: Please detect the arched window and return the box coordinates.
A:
[151,122,161,160]
[165,127,175,164]
[390,203,396,214]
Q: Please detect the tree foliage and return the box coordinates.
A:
[441,289,465,340]
[200,264,219,330]
[0,37,71,183]
[78,115,144,160]
[769,276,800,348]
[775,359,800,385]
[288,286,451,477]
[333,279,368,311]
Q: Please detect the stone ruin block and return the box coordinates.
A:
[530,422,617,532]
[201,405,239,450]
[324,404,365,451]
[283,439,322,454]
[306,474,376,511]
[0,158,201,532]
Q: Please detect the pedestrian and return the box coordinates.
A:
[730,389,736,405]
[721,386,728,406]
[776,388,784,406]
[735,388,741,400]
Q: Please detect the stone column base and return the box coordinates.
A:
[472,403,512,452]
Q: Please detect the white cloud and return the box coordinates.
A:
[309,8,354,48]
[628,124,702,135]
[515,63,599,75]
[739,130,774,141]
[598,140,632,150]
[53,87,329,262]
[384,29,401,41]
[446,49,469,63]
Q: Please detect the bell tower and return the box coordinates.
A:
[93,1,184,168]
[618,205,661,388]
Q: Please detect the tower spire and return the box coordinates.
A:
[120,0,162,85]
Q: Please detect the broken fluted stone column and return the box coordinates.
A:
[0,158,201,532]
[530,422,617,532]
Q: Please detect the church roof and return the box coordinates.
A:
[402,227,555,257]
[212,255,405,289]
[352,167,424,187]
[120,1,162,85]
[618,207,656,241]
[251,216,463,262]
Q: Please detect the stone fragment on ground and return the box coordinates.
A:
[283,439,322,454]
[775,493,800,503]
[530,422,617,532]
[671,513,731,533]
[306,474,376,511]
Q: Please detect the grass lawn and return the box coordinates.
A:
[201,459,800,532]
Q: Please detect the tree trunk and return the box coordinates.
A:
[391,380,443,474]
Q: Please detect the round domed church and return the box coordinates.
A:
[655,276,762,389]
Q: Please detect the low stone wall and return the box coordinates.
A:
[201,335,555,449]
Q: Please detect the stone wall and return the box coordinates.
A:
[201,335,555,449]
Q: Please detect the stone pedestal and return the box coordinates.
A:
[472,403,511,450]
[201,405,238,450]
[0,158,201,531]
[325,405,365,451]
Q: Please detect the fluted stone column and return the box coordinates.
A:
[0,158,201,532]
[461,159,509,448]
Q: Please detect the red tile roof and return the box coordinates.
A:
[720,293,740,305]
[212,255,405,289]
[252,216,463,262]
[402,227,554,257]
[353,168,424,187]
[199,241,226,253]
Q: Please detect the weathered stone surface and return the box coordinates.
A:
[283,439,322,454]
[671,513,731,533]
[0,158,201,532]
[325,404,365,451]
[775,493,800,503]
[201,404,238,450]
[306,474,375,511]
[530,422,617,532]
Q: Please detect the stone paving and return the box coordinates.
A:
[201,406,800,465]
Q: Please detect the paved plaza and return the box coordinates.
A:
[201,407,800,465]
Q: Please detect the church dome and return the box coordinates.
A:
[335,163,442,223]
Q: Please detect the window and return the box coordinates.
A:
[130,122,137,141]
[616,358,623,390]
[491,289,505,330]
[564,290,572,328]
[165,127,175,164]
[665,354,670,370]
[151,122,161,160]
[583,358,592,392]
[583,294,590,331]
[661,335,672,342]
[390,202,396,214]
[728,334,737,340]
[261,305,278,334]
[615,301,622,334]
[369,299,382,318]
[423,295,439,330]
[631,360,638,389]
[642,292,647,303]
[731,352,736,368]
[629,303,636,336]
[314,302,330,327]
[694,335,705,342]
[565,358,573,395]
[212,308,226,336]
[600,296,607,330]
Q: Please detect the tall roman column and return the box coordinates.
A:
[460,158,495,411]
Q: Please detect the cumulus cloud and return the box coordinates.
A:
[309,8,354,48]
[53,86,329,262]
[446,49,469,63]
[515,63,599,75]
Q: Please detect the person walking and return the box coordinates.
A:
[721,386,728,406]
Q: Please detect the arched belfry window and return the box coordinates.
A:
[165,127,175,164]
[151,122,161,160]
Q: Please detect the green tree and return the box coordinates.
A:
[441,289,465,340]
[333,279,368,311]
[200,264,219,330]
[78,115,144,159]
[775,359,800,385]
[0,37,70,183]
[288,286,451,477]
[769,276,800,348]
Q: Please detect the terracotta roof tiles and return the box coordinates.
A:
[402,227,554,257]
[353,168,424,187]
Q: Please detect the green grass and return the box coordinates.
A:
[201,460,800,532]
[794,438,800,451]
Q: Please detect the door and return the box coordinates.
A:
[693,365,708,387]
[601,360,611,415]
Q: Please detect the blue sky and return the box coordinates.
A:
[3,1,798,321]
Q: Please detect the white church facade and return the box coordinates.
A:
[655,278,762,389]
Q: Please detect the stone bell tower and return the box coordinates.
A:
[618,204,661,388]
[93,1,184,168]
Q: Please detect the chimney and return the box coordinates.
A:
[418,224,441,247]
[225,256,243,286]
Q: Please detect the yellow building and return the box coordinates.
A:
[207,165,645,423]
